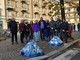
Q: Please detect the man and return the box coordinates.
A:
[8,18,18,45]
[60,19,69,43]
[39,17,45,41]
[77,23,80,32]
[55,17,62,38]
[49,17,56,38]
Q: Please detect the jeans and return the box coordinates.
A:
[40,29,45,40]
[34,32,39,41]
[11,32,17,43]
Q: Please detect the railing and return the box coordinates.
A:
[6,5,14,9]
[22,8,27,11]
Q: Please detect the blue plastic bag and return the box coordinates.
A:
[49,36,63,47]
[20,41,44,58]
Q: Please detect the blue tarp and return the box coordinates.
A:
[20,41,44,58]
[49,36,63,47]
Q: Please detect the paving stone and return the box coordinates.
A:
[0,32,79,60]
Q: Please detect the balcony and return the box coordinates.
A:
[11,0,15,1]
[6,5,14,10]
[34,1,38,7]
[21,0,26,3]
[21,8,27,12]
[42,4,46,8]
[42,12,46,15]
[42,1,47,5]
[34,10,39,15]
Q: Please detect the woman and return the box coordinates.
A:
[30,20,34,39]
[32,20,40,41]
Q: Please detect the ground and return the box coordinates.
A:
[0,32,80,60]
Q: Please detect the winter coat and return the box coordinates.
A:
[60,21,69,32]
[55,20,62,30]
[24,23,30,35]
[45,22,50,37]
[30,24,34,32]
[32,23,40,32]
[9,20,18,33]
[39,20,46,29]
[49,20,56,29]
[19,23,25,32]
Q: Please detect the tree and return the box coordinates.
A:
[48,0,60,17]
[48,0,65,20]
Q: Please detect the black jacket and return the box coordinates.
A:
[9,20,17,33]
[24,23,30,35]
[39,20,46,29]
[49,20,56,29]
[60,21,69,31]
[55,20,62,30]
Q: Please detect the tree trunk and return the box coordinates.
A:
[60,0,65,21]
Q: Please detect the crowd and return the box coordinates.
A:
[8,17,74,45]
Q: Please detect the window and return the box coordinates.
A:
[22,3,25,8]
[22,3,24,8]
[7,0,11,6]
[15,1,18,8]
[22,12,24,17]
[35,14,36,18]
[16,12,18,17]
[0,9,2,16]
[8,10,11,17]
[38,15,40,19]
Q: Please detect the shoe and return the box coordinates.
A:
[21,42,24,44]
[15,42,18,44]
[12,42,14,45]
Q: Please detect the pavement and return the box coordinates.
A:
[52,48,80,60]
[0,32,80,60]
[70,47,80,60]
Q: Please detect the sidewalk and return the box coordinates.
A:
[0,32,80,60]
[28,32,80,60]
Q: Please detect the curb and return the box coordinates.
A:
[27,39,80,60]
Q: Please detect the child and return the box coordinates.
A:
[32,20,40,41]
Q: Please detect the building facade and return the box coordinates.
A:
[0,0,51,29]
[0,0,79,29]
[0,0,6,29]
[64,0,79,24]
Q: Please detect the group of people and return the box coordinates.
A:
[8,17,72,45]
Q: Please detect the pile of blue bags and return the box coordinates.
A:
[20,41,44,58]
[49,36,63,47]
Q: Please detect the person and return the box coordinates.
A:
[55,16,62,38]
[77,23,80,32]
[45,20,50,41]
[32,20,40,41]
[39,17,46,41]
[49,17,56,38]
[24,21,30,42]
[60,19,69,43]
[7,19,11,29]
[19,20,25,44]
[8,18,18,45]
[30,20,34,39]
[68,24,73,37]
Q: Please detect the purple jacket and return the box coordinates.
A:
[32,23,40,32]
